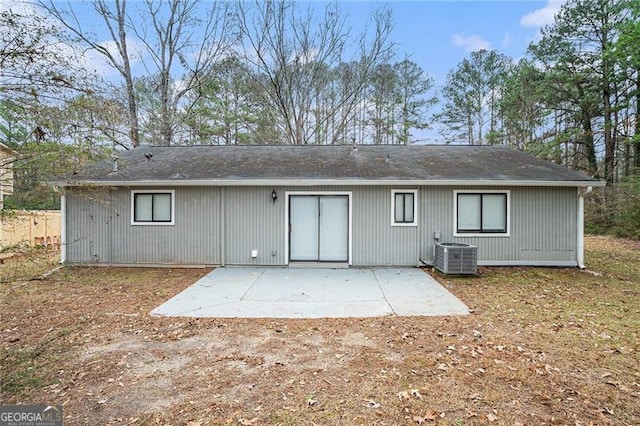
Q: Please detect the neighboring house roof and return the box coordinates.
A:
[59,145,604,187]
[0,142,17,156]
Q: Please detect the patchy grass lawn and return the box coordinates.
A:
[1,236,638,425]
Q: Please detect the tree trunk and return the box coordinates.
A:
[160,69,172,146]
[580,109,598,177]
[116,1,139,148]
[601,24,616,185]
[635,69,640,173]
[467,111,473,145]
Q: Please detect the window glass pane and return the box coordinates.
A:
[394,193,405,223]
[482,194,506,232]
[457,194,481,231]
[134,194,153,221]
[153,193,172,221]
[404,193,414,223]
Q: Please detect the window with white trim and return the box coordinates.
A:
[391,189,418,226]
[131,190,175,225]
[455,191,509,235]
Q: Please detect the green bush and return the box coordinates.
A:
[585,176,640,239]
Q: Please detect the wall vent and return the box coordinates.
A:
[434,242,477,275]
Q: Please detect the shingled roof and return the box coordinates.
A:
[59,145,603,187]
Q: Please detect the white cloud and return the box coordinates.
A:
[450,34,491,52]
[290,48,320,66]
[0,0,37,14]
[81,48,121,79]
[99,37,146,65]
[502,32,512,48]
[76,36,149,80]
[520,0,565,28]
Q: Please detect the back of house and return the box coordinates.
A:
[54,144,603,268]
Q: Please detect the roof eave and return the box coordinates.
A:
[53,178,606,188]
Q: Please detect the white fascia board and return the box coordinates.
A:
[58,178,606,188]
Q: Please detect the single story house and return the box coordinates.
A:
[54,145,603,268]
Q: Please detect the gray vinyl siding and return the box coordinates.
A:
[66,187,222,265]
[66,189,114,264]
[419,186,577,265]
[352,187,419,266]
[64,184,579,267]
[223,187,285,265]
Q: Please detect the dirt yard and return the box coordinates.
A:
[1,236,639,425]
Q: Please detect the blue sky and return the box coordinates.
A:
[345,0,562,85]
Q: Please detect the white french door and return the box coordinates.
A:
[289,195,349,262]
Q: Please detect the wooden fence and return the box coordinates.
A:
[0,210,61,251]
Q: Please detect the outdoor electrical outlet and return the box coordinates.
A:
[251,250,258,258]
[271,250,276,256]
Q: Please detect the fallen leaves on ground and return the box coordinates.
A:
[1,236,639,425]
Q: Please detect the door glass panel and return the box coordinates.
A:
[319,196,348,261]
[289,196,319,261]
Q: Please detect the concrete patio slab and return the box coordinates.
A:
[151,267,469,318]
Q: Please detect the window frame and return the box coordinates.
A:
[453,190,510,237]
[391,189,418,227]
[131,189,175,226]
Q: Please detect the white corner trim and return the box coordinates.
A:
[390,189,418,227]
[130,189,176,226]
[453,189,511,237]
[577,186,593,268]
[60,194,66,264]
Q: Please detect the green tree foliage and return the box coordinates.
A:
[394,59,438,144]
[527,33,602,175]
[4,140,109,210]
[182,58,275,145]
[365,59,437,144]
[368,63,397,145]
[438,49,512,145]
[612,1,640,174]
[586,176,640,239]
[500,60,547,150]
[1,97,113,210]
[527,0,633,184]
[1,6,111,209]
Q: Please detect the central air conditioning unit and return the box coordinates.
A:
[434,242,478,275]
